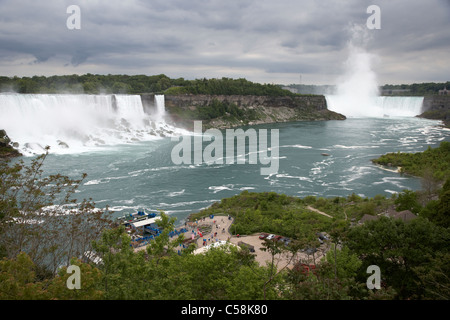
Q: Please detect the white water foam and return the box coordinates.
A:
[0,93,186,155]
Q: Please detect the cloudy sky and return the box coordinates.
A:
[0,0,449,85]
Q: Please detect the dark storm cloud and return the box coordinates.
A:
[0,0,448,84]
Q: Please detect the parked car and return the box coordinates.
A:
[316,232,329,245]
[305,247,317,255]
[280,237,291,246]
[317,232,329,241]
[266,234,275,240]
[238,241,255,253]
[259,233,269,239]
[274,235,283,242]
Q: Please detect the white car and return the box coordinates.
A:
[266,234,275,240]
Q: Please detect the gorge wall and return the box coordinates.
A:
[422,95,450,113]
[420,95,450,127]
[161,94,346,129]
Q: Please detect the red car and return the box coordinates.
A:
[259,233,269,239]
[274,235,283,242]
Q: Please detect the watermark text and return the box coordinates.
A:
[366,5,381,30]
[366,265,381,289]
[66,5,81,30]
[171,121,279,175]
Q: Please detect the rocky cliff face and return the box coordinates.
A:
[420,95,450,127]
[0,129,21,158]
[422,95,450,113]
[164,94,345,129]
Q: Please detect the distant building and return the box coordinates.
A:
[359,214,379,224]
[439,87,448,95]
[385,209,417,223]
[358,208,417,224]
[282,86,298,94]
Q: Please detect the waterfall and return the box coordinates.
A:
[0,93,182,155]
[325,27,423,118]
[376,96,423,117]
[326,95,424,118]
[154,94,166,123]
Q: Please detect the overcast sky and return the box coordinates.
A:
[0,0,449,85]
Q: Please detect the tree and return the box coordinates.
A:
[421,167,441,202]
[111,82,131,94]
[46,257,103,300]
[0,252,104,300]
[0,252,48,299]
[346,216,449,299]
[83,81,101,94]
[421,180,450,228]
[395,189,422,214]
[259,238,300,300]
[0,150,112,275]
[145,212,186,263]
[413,252,450,300]
[324,246,362,280]
[91,226,148,299]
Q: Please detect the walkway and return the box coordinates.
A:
[306,205,333,219]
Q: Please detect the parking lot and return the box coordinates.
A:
[228,232,328,271]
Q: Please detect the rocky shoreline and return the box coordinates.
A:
[0,129,21,159]
[419,95,450,128]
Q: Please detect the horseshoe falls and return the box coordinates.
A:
[326,95,424,118]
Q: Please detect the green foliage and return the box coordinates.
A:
[184,99,258,122]
[381,81,450,96]
[419,109,450,122]
[324,246,362,280]
[164,77,299,96]
[420,178,450,228]
[412,252,450,300]
[0,74,305,96]
[190,191,334,239]
[3,76,447,97]
[0,252,47,299]
[395,189,422,214]
[48,257,104,300]
[372,141,450,181]
[346,216,450,299]
[0,252,103,300]
[0,150,112,274]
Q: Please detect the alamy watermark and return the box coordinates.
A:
[366,5,381,30]
[66,265,81,290]
[66,5,81,30]
[366,265,381,289]
[171,121,279,176]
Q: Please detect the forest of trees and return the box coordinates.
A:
[381,81,450,96]
[372,141,450,181]
[0,74,180,95]
[0,74,299,97]
[2,74,448,98]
